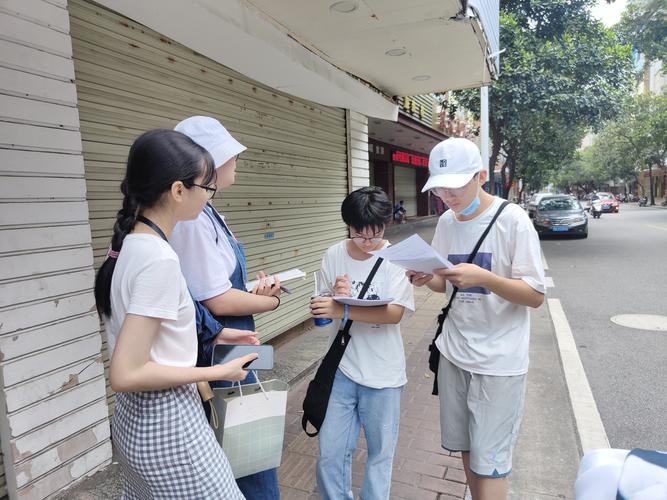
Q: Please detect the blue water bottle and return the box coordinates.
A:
[313,291,333,327]
[313,271,333,326]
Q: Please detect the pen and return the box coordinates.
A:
[280,285,292,294]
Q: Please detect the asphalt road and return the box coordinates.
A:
[541,203,667,451]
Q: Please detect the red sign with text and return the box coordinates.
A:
[392,150,429,168]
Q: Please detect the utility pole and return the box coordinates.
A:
[480,86,492,193]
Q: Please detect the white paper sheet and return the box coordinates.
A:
[369,234,454,274]
[245,268,306,291]
[332,296,394,307]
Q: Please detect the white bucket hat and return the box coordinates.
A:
[174,116,246,168]
[421,138,483,192]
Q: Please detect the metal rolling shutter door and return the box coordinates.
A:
[394,166,418,217]
[69,0,348,413]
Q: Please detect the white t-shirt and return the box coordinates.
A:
[106,234,197,367]
[170,207,237,301]
[431,197,545,376]
[320,240,415,389]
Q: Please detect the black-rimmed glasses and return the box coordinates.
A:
[192,183,217,200]
[351,234,384,244]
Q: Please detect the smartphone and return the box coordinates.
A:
[211,344,274,370]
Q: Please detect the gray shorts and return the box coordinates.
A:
[437,355,526,477]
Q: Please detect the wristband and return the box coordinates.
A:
[272,295,281,310]
[343,303,349,324]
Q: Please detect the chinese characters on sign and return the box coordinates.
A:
[403,96,425,120]
[392,149,428,167]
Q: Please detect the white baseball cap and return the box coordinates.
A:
[174,116,246,168]
[421,138,483,192]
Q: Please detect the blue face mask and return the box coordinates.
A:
[459,194,481,216]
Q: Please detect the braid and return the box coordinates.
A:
[110,181,139,252]
[94,182,140,317]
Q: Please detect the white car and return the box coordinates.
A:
[527,193,553,218]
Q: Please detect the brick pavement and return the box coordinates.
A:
[278,288,469,500]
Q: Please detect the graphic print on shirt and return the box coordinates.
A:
[349,280,381,300]
[448,252,492,295]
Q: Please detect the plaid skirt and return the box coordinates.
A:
[113,383,244,499]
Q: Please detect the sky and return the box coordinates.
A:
[590,0,628,27]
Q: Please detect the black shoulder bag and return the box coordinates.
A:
[302,257,384,437]
[428,201,510,395]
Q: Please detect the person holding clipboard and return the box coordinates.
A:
[170,116,281,500]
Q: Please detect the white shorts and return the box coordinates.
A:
[437,355,526,477]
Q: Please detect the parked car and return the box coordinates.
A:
[527,192,553,218]
[595,192,619,213]
[533,195,588,238]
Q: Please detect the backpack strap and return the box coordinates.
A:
[338,257,384,344]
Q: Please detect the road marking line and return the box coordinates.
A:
[645,224,667,232]
[548,298,609,453]
[541,250,549,271]
[544,276,554,288]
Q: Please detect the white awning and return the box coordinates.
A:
[94,0,499,120]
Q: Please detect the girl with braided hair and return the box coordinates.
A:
[94,129,251,499]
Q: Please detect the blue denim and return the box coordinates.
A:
[317,369,402,500]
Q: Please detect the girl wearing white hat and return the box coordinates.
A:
[170,116,281,500]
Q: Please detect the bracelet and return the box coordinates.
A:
[271,295,281,310]
[343,303,349,323]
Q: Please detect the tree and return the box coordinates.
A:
[558,92,667,202]
[609,92,667,204]
[449,0,634,198]
[551,148,605,193]
[617,0,667,65]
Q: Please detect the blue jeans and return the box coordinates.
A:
[317,369,402,500]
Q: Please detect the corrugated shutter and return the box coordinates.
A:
[394,166,417,217]
[69,0,349,413]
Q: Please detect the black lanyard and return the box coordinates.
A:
[137,215,168,242]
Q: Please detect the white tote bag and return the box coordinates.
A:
[211,377,289,479]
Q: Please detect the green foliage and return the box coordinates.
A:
[617,0,667,64]
[448,0,635,197]
[551,148,605,191]
[556,91,667,198]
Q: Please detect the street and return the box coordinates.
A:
[541,203,667,451]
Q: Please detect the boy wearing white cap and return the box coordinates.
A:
[407,138,545,500]
[170,116,281,500]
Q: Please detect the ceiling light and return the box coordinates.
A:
[329,1,358,13]
[385,48,407,57]
[412,74,431,81]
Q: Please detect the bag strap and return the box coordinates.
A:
[431,200,510,343]
[339,257,384,342]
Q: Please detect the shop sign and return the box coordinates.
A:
[392,149,429,168]
[402,96,425,120]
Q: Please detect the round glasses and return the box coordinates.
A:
[192,183,217,200]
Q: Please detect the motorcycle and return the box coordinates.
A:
[590,198,603,218]
[638,196,648,207]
